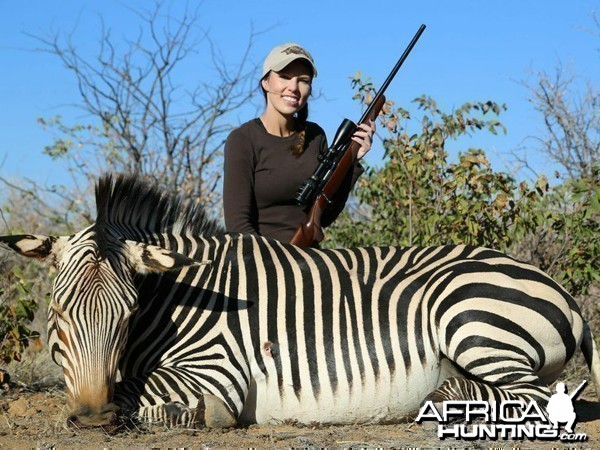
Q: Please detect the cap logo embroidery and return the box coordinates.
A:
[282,46,313,61]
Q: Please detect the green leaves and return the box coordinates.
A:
[328,77,519,250]
[0,267,41,364]
[523,175,600,297]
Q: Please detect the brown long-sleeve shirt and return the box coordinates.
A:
[223,118,363,242]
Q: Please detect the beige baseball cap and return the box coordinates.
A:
[262,43,317,78]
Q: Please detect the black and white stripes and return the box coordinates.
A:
[1,173,598,427]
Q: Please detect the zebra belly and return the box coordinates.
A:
[246,357,443,424]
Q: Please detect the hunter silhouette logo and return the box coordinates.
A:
[546,380,586,434]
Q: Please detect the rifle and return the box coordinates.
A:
[290,24,426,247]
[569,380,587,400]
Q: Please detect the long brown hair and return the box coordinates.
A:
[291,103,308,156]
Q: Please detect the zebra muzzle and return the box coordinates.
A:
[68,402,120,428]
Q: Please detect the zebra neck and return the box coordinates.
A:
[190,234,235,263]
[120,230,235,262]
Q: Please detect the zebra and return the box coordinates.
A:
[0,173,598,428]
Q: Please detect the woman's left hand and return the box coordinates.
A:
[351,119,376,160]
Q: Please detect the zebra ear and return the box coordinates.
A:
[125,241,211,273]
[0,234,60,260]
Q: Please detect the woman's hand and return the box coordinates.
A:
[351,119,376,160]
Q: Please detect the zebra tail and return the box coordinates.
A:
[581,320,600,400]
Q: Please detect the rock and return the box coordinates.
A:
[7,397,36,416]
[8,397,29,415]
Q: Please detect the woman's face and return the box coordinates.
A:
[262,60,312,117]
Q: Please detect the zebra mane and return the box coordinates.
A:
[94,173,224,249]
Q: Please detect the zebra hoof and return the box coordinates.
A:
[203,394,237,428]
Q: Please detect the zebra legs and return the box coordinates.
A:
[133,393,237,428]
[114,375,237,428]
[425,376,552,407]
[421,350,555,417]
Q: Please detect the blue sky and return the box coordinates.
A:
[1,0,598,191]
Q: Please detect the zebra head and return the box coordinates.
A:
[0,173,221,426]
[0,230,202,426]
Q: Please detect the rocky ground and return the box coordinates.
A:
[0,386,598,450]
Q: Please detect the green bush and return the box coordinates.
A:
[327,79,540,250]
[0,266,41,364]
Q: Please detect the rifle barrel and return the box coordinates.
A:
[569,380,587,400]
[359,24,426,124]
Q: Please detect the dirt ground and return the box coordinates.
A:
[0,386,599,450]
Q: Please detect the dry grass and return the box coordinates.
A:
[3,348,62,392]
[0,390,598,449]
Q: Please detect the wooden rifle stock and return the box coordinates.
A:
[290,96,386,247]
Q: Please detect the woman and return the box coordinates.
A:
[223,43,374,243]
